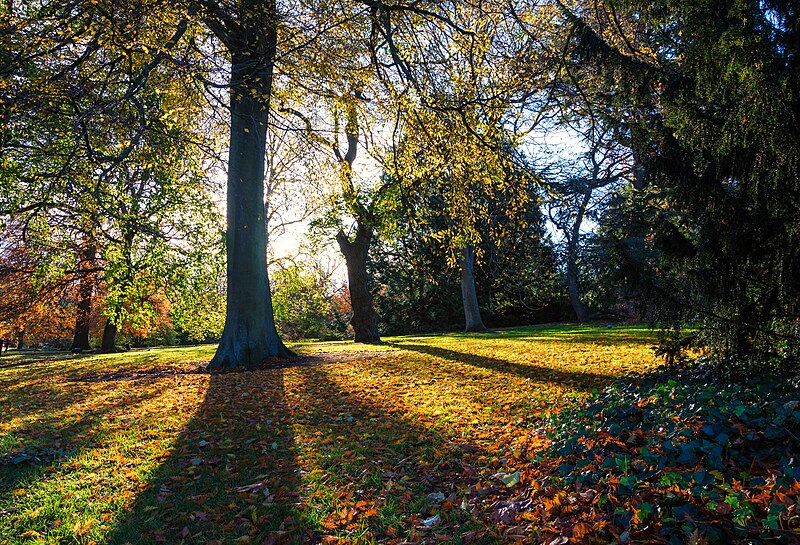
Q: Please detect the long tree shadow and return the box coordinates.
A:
[493,325,657,347]
[387,342,616,390]
[104,362,504,544]
[107,368,306,544]
[4,346,581,543]
[0,358,205,465]
[286,364,499,543]
[0,351,97,370]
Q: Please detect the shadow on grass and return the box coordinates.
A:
[105,360,500,544]
[0,357,204,466]
[387,342,615,391]
[0,350,105,370]
[385,324,655,348]
[284,364,494,542]
[3,345,541,543]
[493,324,656,347]
[107,369,306,544]
[0,382,168,499]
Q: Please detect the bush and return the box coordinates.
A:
[505,363,800,544]
[271,264,350,341]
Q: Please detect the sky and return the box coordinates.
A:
[210,108,603,286]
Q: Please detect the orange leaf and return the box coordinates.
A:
[572,522,592,539]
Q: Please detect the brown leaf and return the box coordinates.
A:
[572,522,592,540]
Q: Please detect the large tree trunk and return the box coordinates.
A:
[337,223,381,344]
[566,191,591,323]
[15,329,25,350]
[209,25,291,369]
[71,243,96,351]
[101,320,117,353]
[460,245,488,333]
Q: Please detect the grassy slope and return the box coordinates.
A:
[0,325,657,544]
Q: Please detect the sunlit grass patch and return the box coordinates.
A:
[0,325,659,544]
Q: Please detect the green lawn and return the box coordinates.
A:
[0,325,658,544]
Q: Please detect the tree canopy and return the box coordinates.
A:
[1,0,798,372]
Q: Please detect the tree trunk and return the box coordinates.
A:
[567,191,591,323]
[101,320,118,353]
[566,238,588,322]
[337,223,381,344]
[460,245,488,333]
[15,329,25,350]
[209,28,291,369]
[71,243,96,351]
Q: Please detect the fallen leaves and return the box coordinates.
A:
[0,325,661,544]
[482,366,800,544]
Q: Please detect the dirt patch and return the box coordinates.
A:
[203,350,395,373]
[67,350,394,381]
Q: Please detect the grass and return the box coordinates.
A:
[0,324,658,544]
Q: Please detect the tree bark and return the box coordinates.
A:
[71,242,96,351]
[460,245,488,333]
[101,320,117,353]
[566,249,587,322]
[337,223,381,343]
[15,329,25,350]
[566,190,591,323]
[209,20,291,369]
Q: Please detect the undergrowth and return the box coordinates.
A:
[497,362,800,543]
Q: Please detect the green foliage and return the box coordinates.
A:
[529,363,800,542]
[370,237,465,334]
[169,244,227,345]
[485,207,564,325]
[270,264,350,341]
[1,0,221,350]
[371,204,563,335]
[563,0,800,369]
[576,185,680,319]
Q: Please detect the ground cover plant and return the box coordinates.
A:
[492,367,800,544]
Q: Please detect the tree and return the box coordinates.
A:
[582,184,680,321]
[484,205,562,326]
[363,0,550,333]
[71,230,98,351]
[542,126,630,322]
[284,98,386,344]
[370,188,560,334]
[388,106,534,333]
[170,255,227,344]
[2,0,221,353]
[272,0,392,344]
[2,0,292,366]
[330,102,383,344]
[270,261,349,341]
[192,0,293,368]
[0,225,75,348]
[94,98,220,352]
[539,0,800,368]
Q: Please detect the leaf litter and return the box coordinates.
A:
[10,326,781,544]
